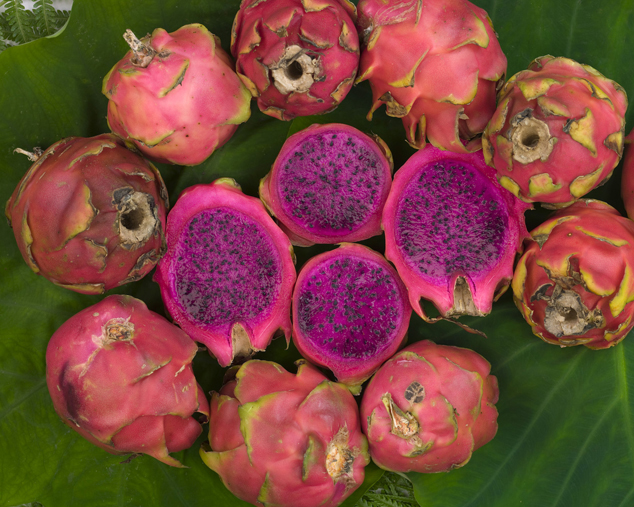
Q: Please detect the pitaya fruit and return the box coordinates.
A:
[360,339,499,473]
[356,0,507,152]
[154,178,296,367]
[230,0,360,120]
[103,24,252,166]
[5,134,168,294]
[512,199,634,349]
[382,145,530,324]
[200,359,370,506]
[482,56,627,206]
[621,130,634,219]
[292,243,411,392]
[46,295,210,467]
[259,123,393,246]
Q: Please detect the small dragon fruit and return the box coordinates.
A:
[482,56,627,206]
[103,24,251,166]
[292,243,411,392]
[360,340,499,473]
[230,0,360,120]
[621,130,634,219]
[46,295,209,467]
[154,178,296,367]
[356,0,507,152]
[382,145,530,324]
[5,134,168,294]
[200,359,370,506]
[512,199,634,349]
[259,123,393,246]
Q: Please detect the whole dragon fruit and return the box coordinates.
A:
[356,0,507,152]
[382,145,530,324]
[259,123,393,246]
[292,243,411,393]
[5,134,168,294]
[360,340,499,473]
[154,178,296,367]
[512,199,634,349]
[230,0,360,120]
[46,295,210,467]
[103,24,251,166]
[621,130,634,219]
[482,56,627,206]
[200,359,370,506]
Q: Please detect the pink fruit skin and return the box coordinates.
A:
[621,130,634,218]
[46,295,209,467]
[512,199,634,349]
[292,243,411,390]
[259,123,393,246]
[382,145,530,321]
[356,0,507,152]
[360,340,499,473]
[483,56,627,206]
[5,134,168,295]
[231,0,360,120]
[154,178,296,367]
[200,360,370,507]
[103,24,251,166]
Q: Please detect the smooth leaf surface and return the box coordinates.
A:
[0,0,633,506]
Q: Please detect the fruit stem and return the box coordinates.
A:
[270,45,318,95]
[123,29,156,68]
[14,147,43,162]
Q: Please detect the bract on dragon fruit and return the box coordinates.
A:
[46,295,209,467]
[154,178,296,367]
[103,24,252,165]
[259,123,393,246]
[5,134,168,294]
[200,359,370,507]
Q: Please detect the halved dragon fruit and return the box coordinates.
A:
[622,130,634,219]
[154,178,296,367]
[292,243,411,392]
[382,145,530,323]
[260,123,393,246]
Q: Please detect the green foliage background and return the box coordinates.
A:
[0,0,633,506]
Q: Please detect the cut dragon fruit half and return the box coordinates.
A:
[260,123,393,246]
[382,145,530,323]
[154,179,296,367]
[292,243,412,392]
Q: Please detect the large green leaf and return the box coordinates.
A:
[0,0,632,506]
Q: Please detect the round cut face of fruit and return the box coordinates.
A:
[173,207,283,335]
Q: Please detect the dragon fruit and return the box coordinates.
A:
[360,339,499,473]
[356,0,507,152]
[46,295,209,467]
[259,123,393,246]
[200,359,370,506]
[103,24,251,166]
[621,130,634,219]
[482,56,627,206]
[230,0,360,120]
[382,145,530,324]
[512,199,634,349]
[292,243,411,392]
[154,178,296,367]
[5,134,167,294]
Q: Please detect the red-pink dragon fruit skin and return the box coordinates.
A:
[5,134,168,294]
[230,0,360,120]
[360,340,499,473]
[483,56,627,206]
[621,130,634,219]
[259,123,393,246]
[512,200,634,349]
[382,145,530,324]
[356,0,507,152]
[103,24,251,166]
[154,178,296,367]
[46,295,210,467]
[200,359,370,507]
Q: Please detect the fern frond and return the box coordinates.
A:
[355,472,418,507]
[33,0,61,36]
[0,0,39,44]
[0,39,7,53]
[0,11,12,39]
